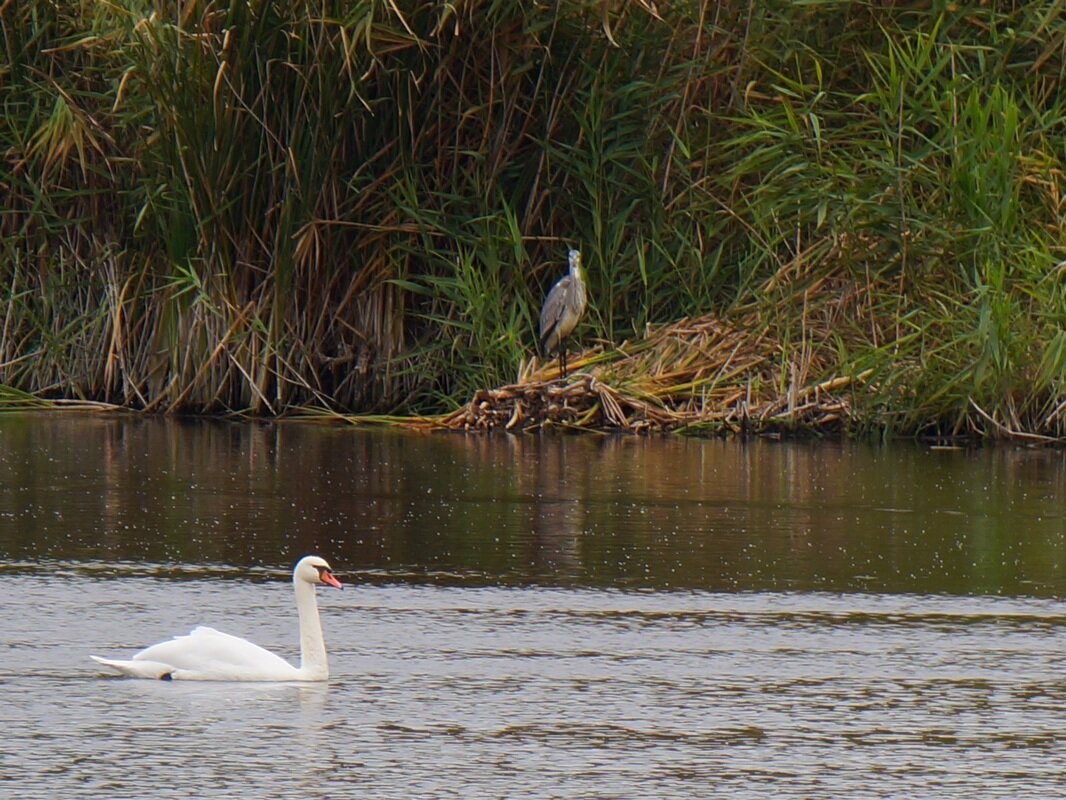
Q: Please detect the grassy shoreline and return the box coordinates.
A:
[3,2,1066,439]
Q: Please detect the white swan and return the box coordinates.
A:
[91,555,343,681]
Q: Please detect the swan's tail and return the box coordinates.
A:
[91,655,175,680]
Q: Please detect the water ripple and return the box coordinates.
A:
[2,575,1064,799]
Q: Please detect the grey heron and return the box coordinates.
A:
[539,249,587,378]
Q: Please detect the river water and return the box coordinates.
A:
[1,414,1064,797]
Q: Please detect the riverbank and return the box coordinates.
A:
[320,280,1066,442]
[4,273,1066,442]
[3,3,1066,438]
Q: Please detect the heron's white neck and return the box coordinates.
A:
[294,578,329,680]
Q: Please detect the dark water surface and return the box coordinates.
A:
[1,414,1064,797]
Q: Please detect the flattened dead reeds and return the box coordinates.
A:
[440,309,868,434]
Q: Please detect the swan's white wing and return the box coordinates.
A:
[128,626,299,680]
[91,655,176,679]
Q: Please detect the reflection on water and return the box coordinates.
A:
[1,413,1066,798]
[0,413,1064,593]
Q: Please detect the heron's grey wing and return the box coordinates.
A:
[539,276,572,351]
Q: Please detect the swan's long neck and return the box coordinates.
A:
[294,578,328,679]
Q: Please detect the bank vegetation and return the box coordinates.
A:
[3,1,1066,439]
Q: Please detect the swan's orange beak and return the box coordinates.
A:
[321,570,343,590]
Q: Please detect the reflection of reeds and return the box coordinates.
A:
[4,3,1066,438]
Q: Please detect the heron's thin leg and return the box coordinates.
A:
[560,343,568,378]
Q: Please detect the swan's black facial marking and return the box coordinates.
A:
[315,565,331,580]
[160,672,173,681]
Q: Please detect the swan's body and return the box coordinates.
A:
[91,556,342,681]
